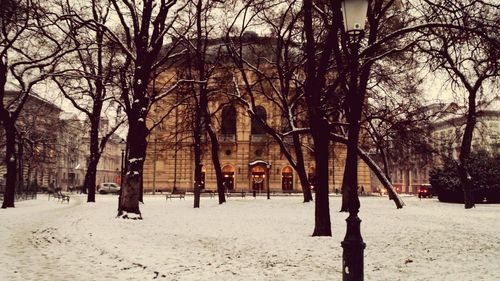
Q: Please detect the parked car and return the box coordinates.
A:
[98,183,121,194]
[418,185,433,198]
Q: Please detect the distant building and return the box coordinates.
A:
[383,97,500,194]
[57,115,123,190]
[0,91,62,190]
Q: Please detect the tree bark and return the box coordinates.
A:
[459,91,477,209]
[311,135,332,236]
[85,117,101,202]
[118,119,148,217]
[206,126,225,204]
[293,134,313,202]
[1,120,17,208]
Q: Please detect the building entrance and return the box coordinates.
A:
[222,165,234,191]
[251,165,265,191]
[282,166,293,191]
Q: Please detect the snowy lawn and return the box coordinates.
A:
[0,194,499,281]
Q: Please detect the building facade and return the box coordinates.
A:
[383,97,500,194]
[142,99,371,193]
[57,115,123,190]
[0,91,62,190]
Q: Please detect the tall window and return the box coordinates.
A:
[251,106,267,135]
[221,106,236,135]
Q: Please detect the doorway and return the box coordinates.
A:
[251,165,265,191]
[281,166,293,191]
[222,165,234,191]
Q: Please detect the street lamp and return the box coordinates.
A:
[341,1,369,281]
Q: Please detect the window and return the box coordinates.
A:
[251,106,267,135]
[221,106,237,135]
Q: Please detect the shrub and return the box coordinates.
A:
[429,151,500,203]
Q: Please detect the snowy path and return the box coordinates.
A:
[0,194,499,280]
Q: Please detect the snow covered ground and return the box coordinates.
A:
[0,194,498,281]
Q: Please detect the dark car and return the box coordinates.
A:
[418,185,433,198]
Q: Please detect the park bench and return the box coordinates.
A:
[166,190,186,200]
[226,190,246,198]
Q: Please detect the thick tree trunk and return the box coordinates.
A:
[2,120,17,208]
[84,157,99,202]
[118,120,148,217]
[293,134,313,202]
[341,122,361,213]
[311,135,332,236]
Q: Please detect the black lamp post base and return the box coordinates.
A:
[341,214,366,281]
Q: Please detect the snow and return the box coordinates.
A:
[128,158,143,163]
[0,195,499,281]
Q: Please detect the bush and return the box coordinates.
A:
[429,151,500,203]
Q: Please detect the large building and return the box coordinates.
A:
[142,98,371,193]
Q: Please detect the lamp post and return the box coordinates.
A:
[341,1,369,281]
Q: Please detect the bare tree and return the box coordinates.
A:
[72,0,190,218]
[1,0,70,208]
[418,0,499,208]
[224,0,315,203]
[53,0,125,203]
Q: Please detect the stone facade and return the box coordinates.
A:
[143,98,371,193]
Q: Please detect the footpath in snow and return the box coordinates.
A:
[0,194,499,281]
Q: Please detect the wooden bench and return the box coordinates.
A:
[226,191,246,198]
[166,190,186,200]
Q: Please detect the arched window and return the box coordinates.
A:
[251,106,267,135]
[221,106,236,135]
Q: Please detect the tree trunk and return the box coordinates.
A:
[206,125,225,204]
[340,122,361,213]
[85,118,101,203]
[293,134,313,202]
[84,156,99,202]
[357,149,404,209]
[118,120,148,218]
[193,122,202,208]
[2,120,17,208]
[459,92,477,209]
[311,135,332,236]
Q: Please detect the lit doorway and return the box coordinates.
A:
[282,166,293,191]
[251,165,266,191]
[222,165,234,191]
